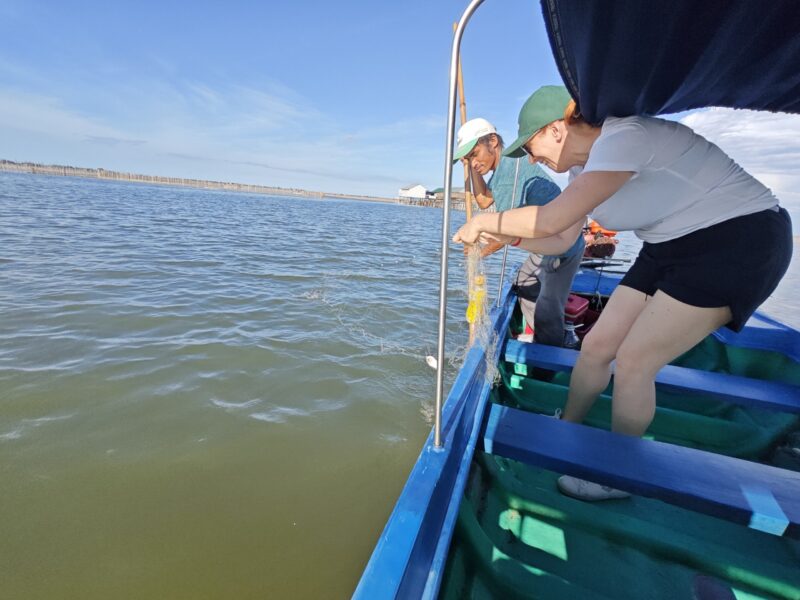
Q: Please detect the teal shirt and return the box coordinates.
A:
[487,156,584,258]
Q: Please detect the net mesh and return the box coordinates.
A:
[464,244,500,386]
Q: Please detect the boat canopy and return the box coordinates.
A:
[541,0,800,123]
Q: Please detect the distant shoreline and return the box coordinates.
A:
[0,159,415,205]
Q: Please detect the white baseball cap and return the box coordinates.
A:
[453,118,497,161]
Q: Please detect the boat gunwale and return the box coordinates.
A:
[352,281,516,599]
[356,268,800,598]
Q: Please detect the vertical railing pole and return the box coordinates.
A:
[453,21,477,347]
[435,0,486,448]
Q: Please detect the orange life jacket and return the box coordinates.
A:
[588,220,617,237]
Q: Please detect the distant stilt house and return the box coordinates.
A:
[396,185,467,210]
[398,184,437,207]
[431,187,465,201]
[398,184,429,200]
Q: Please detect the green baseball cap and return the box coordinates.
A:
[503,85,573,158]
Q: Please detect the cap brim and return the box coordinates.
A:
[502,134,529,158]
[452,139,478,163]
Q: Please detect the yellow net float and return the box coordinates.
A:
[466,274,486,324]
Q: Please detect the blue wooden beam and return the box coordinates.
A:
[480,404,800,537]
[504,340,800,414]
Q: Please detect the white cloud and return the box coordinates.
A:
[84,135,147,147]
[0,48,449,195]
[0,78,437,195]
[0,89,121,139]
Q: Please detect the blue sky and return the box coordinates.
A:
[0,0,562,197]
[2,0,800,218]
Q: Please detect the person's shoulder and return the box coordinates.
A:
[605,115,684,137]
[587,116,657,172]
[519,159,555,183]
[601,115,654,135]
[597,116,660,152]
[495,155,514,175]
[522,166,561,204]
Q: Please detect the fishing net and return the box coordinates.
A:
[464,244,500,385]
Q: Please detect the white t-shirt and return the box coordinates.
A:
[568,116,778,243]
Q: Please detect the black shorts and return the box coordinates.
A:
[620,207,793,332]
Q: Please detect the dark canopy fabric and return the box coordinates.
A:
[540,0,800,124]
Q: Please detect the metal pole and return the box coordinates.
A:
[452,21,477,346]
[496,158,521,307]
[435,0,485,448]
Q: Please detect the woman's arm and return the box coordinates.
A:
[516,219,584,255]
[453,171,633,243]
[481,219,584,256]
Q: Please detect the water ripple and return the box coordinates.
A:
[2,172,796,599]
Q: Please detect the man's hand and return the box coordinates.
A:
[480,239,505,258]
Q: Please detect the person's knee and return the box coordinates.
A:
[578,329,617,366]
[614,343,661,383]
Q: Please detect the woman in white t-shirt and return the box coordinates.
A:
[453,85,793,501]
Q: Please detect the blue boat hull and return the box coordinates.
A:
[354,270,800,599]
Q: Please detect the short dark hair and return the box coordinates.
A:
[477,133,504,150]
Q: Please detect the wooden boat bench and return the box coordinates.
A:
[504,340,800,414]
[480,403,800,537]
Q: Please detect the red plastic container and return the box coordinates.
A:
[564,294,589,324]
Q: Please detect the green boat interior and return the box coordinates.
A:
[439,300,800,600]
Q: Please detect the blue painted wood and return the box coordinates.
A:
[420,294,517,600]
[572,268,624,297]
[504,340,800,414]
[480,404,800,538]
[353,284,517,599]
[712,311,800,363]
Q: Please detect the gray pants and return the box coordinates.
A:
[514,251,582,347]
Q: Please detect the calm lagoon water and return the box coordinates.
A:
[0,172,797,598]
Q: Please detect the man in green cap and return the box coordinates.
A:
[454,111,584,347]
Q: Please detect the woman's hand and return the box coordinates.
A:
[452,215,485,244]
[461,233,515,256]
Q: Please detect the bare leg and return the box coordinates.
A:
[611,291,732,436]
[558,289,732,502]
[563,286,648,423]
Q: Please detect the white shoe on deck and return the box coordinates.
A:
[557,475,631,501]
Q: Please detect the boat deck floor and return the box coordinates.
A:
[440,334,800,599]
[440,452,800,600]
